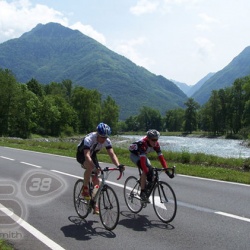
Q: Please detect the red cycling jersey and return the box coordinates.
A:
[129,136,168,173]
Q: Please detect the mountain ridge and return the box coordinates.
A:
[0,22,187,119]
[191,46,250,104]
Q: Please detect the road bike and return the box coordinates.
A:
[123,166,177,223]
[74,165,123,231]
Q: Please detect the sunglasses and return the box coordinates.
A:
[150,139,158,142]
[99,136,108,139]
[97,133,108,138]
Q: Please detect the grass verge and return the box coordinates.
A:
[0,137,250,185]
[0,240,13,250]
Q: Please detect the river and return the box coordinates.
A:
[121,135,250,159]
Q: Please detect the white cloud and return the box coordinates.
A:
[198,13,219,24]
[130,0,159,15]
[0,0,105,45]
[0,0,67,42]
[113,37,154,68]
[194,37,215,61]
[70,22,106,45]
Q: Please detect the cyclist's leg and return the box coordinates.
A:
[91,154,100,187]
[91,153,100,214]
[130,153,148,202]
[76,151,90,199]
[140,158,152,190]
[82,152,99,187]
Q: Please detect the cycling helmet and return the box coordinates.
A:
[96,122,111,137]
[146,129,160,139]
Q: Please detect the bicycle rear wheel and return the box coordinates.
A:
[123,176,143,213]
[98,185,120,231]
[73,179,89,219]
[152,181,177,223]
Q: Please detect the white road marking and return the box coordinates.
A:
[51,170,125,188]
[51,170,81,179]
[216,212,250,222]
[178,174,250,187]
[1,148,250,248]
[0,156,15,160]
[0,202,65,250]
[20,162,42,168]
[53,169,250,224]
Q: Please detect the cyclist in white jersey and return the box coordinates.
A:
[76,122,124,213]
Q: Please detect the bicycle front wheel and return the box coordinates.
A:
[98,185,120,231]
[152,181,177,223]
[73,179,89,219]
[123,176,143,213]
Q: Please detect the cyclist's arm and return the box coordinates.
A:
[106,148,121,167]
[158,152,168,169]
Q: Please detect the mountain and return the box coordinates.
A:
[187,72,214,97]
[0,22,187,120]
[192,47,250,104]
[171,80,191,96]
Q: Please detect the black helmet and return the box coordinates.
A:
[146,129,160,139]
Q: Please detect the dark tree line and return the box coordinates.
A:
[163,76,250,137]
[0,69,119,138]
[121,76,250,139]
[1,68,250,139]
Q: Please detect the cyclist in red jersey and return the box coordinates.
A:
[129,129,174,202]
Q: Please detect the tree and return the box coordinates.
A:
[37,96,61,136]
[71,86,102,133]
[101,96,119,134]
[242,76,250,127]
[208,90,221,135]
[0,69,19,136]
[137,106,162,131]
[230,78,245,134]
[26,78,44,98]
[52,95,78,135]
[183,98,199,133]
[62,79,73,101]
[165,108,184,132]
[124,115,140,131]
[8,84,40,138]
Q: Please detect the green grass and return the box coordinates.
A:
[0,137,250,185]
[0,240,13,250]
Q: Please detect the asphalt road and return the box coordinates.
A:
[0,146,250,250]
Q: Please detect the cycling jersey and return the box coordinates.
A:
[129,136,161,155]
[76,132,112,165]
[78,132,112,154]
[129,136,167,173]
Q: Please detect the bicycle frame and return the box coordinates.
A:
[123,166,177,223]
[89,166,121,206]
[74,165,123,230]
[139,166,175,198]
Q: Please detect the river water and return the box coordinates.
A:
[121,135,250,159]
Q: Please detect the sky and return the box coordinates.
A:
[1,0,250,85]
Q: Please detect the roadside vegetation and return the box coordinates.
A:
[1,136,249,185]
[1,69,250,143]
[0,240,13,250]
